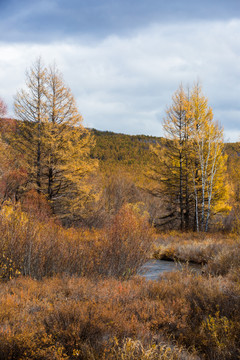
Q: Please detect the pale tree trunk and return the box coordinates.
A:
[194,181,199,232]
[199,133,210,230]
[205,142,219,231]
[36,69,42,193]
[185,161,190,230]
[179,116,184,231]
[192,166,199,232]
[196,125,212,231]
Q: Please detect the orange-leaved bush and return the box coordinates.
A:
[0,201,153,280]
[100,203,153,278]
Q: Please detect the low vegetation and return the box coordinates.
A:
[153,231,238,264]
[0,200,152,281]
[0,200,240,359]
[1,265,240,359]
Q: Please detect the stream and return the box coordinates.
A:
[138,259,201,281]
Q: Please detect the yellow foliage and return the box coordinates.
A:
[13,58,98,220]
[150,83,229,231]
[201,311,236,354]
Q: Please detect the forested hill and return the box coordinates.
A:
[90,128,240,173]
[90,129,166,175]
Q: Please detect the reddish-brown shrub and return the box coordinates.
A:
[95,203,153,278]
[0,201,153,280]
[1,273,239,359]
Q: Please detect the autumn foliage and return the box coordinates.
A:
[150,84,229,232]
[1,267,240,359]
[0,200,153,280]
[0,97,7,117]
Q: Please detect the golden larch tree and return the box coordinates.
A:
[151,85,194,230]
[151,83,229,231]
[13,58,97,219]
[14,58,47,192]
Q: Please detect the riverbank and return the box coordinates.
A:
[152,231,239,267]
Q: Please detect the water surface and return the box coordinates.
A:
[138,259,201,281]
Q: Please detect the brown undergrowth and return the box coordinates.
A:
[1,203,240,359]
[0,201,153,281]
[0,272,240,359]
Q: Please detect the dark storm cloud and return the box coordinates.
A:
[1,0,240,42]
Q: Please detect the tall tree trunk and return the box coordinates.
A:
[37,134,41,193]
[37,80,42,193]
[195,187,199,232]
[180,150,184,231]
[48,166,53,201]
[185,164,190,230]
[205,144,218,231]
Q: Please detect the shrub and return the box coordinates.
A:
[0,276,199,360]
[206,244,240,276]
[97,203,153,278]
[0,201,153,280]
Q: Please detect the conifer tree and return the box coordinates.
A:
[151,85,194,230]
[42,65,97,216]
[14,58,47,193]
[13,58,97,219]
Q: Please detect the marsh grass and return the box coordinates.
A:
[153,231,239,265]
[0,271,239,359]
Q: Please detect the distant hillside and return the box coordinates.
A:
[91,128,240,165]
[90,129,240,191]
[90,129,166,180]
[91,129,163,162]
[91,129,237,170]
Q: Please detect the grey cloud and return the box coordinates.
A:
[0,19,240,141]
[1,0,240,42]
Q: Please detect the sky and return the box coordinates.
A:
[0,0,240,141]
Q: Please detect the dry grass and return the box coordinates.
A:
[205,244,240,276]
[0,271,240,359]
[104,337,197,359]
[153,231,239,264]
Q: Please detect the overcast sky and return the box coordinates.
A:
[0,0,240,141]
